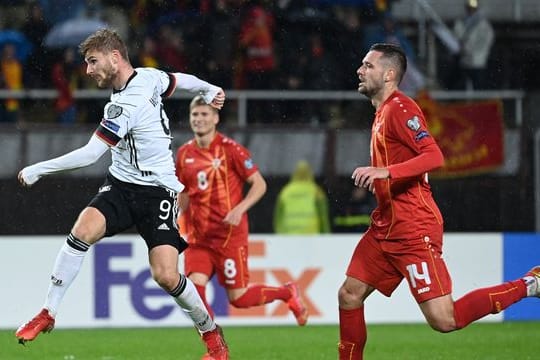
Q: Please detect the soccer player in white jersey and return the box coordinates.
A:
[15,28,229,360]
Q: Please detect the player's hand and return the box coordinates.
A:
[351,166,389,193]
[18,166,41,187]
[223,207,243,226]
[210,89,225,110]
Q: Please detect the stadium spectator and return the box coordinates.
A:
[50,47,79,124]
[237,1,277,90]
[175,96,308,358]
[136,34,160,68]
[200,0,239,89]
[21,1,51,88]
[0,43,23,123]
[236,1,278,123]
[15,29,229,359]
[337,43,540,359]
[155,24,188,73]
[449,0,495,89]
[273,160,331,234]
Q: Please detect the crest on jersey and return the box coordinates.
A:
[406,116,421,131]
[212,158,222,169]
[244,159,254,169]
[107,104,123,119]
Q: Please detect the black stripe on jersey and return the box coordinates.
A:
[162,73,176,98]
[95,124,121,146]
[125,133,140,170]
[123,134,152,176]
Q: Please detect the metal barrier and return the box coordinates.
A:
[0,89,526,127]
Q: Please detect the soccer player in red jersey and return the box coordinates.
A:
[337,43,540,359]
[175,96,308,357]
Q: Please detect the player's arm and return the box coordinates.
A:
[386,143,444,179]
[223,171,267,226]
[164,72,225,110]
[18,135,109,187]
[353,137,443,191]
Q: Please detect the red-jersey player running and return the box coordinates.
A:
[175,96,308,358]
[337,43,540,359]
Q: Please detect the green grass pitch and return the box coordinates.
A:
[1,322,539,359]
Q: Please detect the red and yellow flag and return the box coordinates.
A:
[417,92,504,177]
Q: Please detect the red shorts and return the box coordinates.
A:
[346,227,452,303]
[184,244,249,289]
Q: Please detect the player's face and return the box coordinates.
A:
[84,50,117,89]
[357,50,386,98]
[189,105,219,137]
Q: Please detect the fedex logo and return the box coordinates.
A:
[94,243,174,319]
[93,241,321,320]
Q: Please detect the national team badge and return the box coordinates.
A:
[212,158,221,169]
[406,116,421,131]
[107,104,123,119]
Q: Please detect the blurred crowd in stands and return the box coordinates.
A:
[0,0,500,125]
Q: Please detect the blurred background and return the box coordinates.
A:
[0,0,539,235]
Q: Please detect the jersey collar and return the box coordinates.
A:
[113,70,138,94]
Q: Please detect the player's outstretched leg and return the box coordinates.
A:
[285,282,309,326]
[201,324,229,360]
[15,308,55,345]
[524,266,540,297]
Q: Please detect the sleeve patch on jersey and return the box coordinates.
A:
[244,158,254,169]
[101,118,120,133]
[406,116,421,131]
[107,104,123,119]
[96,124,121,145]
[415,130,430,142]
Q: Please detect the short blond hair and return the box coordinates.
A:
[79,28,129,61]
[189,95,218,113]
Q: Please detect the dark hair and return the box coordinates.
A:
[369,43,407,84]
[189,95,218,113]
[79,28,129,62]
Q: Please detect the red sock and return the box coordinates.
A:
[230,284,290,308]
[194,284,214,319]
[339,306,366,360]
[454,279,526,329]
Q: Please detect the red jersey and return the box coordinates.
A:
[370,90,444,239]
[175,132,258,248]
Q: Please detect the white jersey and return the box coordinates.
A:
[95,67,184,192]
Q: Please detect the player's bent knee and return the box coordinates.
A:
[338,285,363,308]
[229,298,245,308]
[70,227,100,245]
[152,271,179,292]
[72,209,106,244]
[427,318,457,333]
